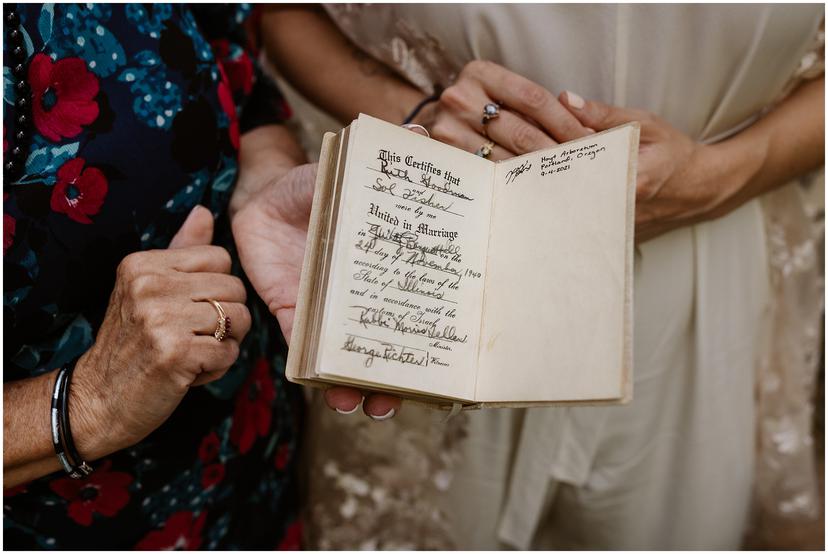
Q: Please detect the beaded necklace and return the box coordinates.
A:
[3,5,33,183]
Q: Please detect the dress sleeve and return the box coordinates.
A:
[191,4,292,133]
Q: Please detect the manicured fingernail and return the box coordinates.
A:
[335,405,360,415]
[334,395,363,415]
[565,91,585,109]
[585,127,596,134]
[369,408,395,421]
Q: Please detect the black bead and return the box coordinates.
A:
[15,96,27,110]
[15,130,27,142]
[9,29,20,41]
[16,114,28,127]
[5,160,16,173]
[12,45,25,60]
[15,80,28,94]
[11,146,24,160]
[12,63,25,78]
[5,11,20,27]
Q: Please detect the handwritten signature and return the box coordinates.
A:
[350,305,469,344]
[504,160,532,185]
[342,335,429,368]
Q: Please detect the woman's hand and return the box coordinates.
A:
[418,60,593,160]
[71,206,251,459]
[558,92,738,242]
[419,59,751,242]
[232,164,402,420]
[232,165,314,342]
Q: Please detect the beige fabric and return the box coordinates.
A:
[287,4,825,549]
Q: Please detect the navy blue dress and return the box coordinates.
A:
[3,4,302,549]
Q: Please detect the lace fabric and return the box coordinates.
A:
[747,20,824,547]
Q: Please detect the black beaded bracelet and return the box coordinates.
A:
[50,364,93,479]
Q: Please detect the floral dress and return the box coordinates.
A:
[3,4,302,549]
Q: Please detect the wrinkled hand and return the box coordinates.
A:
[232,164,401,420]
[72,206,251,460]
[418,60,593,159]
[559,92,724,242]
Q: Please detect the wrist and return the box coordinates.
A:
[392,85,434,125]
[229,167,289,221]
[67,352,121,461]
[701,131,769,218]
[232,126,306,220]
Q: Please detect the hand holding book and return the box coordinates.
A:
[286,114,638,408]
[415,59,752,244]
[231,161,404,419]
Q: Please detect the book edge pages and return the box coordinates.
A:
[620,123,640,405]
[285,131,339,383]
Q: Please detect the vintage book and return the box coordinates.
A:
[286,114,639,409]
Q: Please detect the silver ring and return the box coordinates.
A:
[401,123,430,138]
[481,102,500,125]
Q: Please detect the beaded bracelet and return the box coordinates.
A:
[51,363,93,479]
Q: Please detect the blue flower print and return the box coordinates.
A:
[124,4,173,38]
[51,4,126,78]
[118,51,182,130]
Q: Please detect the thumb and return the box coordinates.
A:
[559,91,647,132]
[402,123,430,137]
[169,205,214,249]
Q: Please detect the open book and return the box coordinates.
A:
[287,114,639,408]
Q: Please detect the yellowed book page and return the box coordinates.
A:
[316,114,494,400]
[475,124,638,403]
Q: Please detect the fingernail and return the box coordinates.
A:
[369,408,396,421]
[183,204,203,222]
[585,127,596,134]
[565,91,585,109]
[335,395,363,415]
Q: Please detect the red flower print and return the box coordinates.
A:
[4,212,15,254]
[200,463,225,490]
[216,62,240,150]
[230,357,276,454]
[49,460,132,526]
[198,431,220,463]
[276,519,303,550]
[4,484,26,497]
[136,511,207,550]
[4,194,15,255]
[274,443,291,471]
[210,39,254,95]
[279,98,293,120]
[50,157,108,224]
[29,53,99,142]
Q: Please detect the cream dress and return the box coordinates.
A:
[276,4,824,549]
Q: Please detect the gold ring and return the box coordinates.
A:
[208,300,231,342]
[475,140,495,158]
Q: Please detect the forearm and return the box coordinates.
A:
[4,371,76,488]
[4,371,59,479]
[709,77,824,216]
[229,124,306,218]
[4,355,116,488]
[260,5,424,124]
